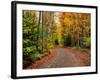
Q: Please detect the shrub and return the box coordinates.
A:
[85,37,91,48]
[23,11,43,68]
[31,51,42,61]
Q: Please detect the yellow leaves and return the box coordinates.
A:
[48,44,54,49]
[63,17,70,26]
[62,14,74,27]
[56,25,62,45]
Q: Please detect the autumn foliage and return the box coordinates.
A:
[23,10,91,68]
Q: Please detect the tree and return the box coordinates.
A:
[59,12,90,48]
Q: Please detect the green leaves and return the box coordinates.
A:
[23,47,31,55]
[31,52,42,61]
[23,39,32,47]
[85,37,91,48]
[23,27,32,35]
[23,11,44,68]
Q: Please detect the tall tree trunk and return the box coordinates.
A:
[36,11,41,51]
[42,11,44,53]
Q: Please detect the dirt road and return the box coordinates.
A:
[27,47,90,69]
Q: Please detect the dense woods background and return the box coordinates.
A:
[23,10,91,69]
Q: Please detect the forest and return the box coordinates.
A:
[23,10,91,69]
